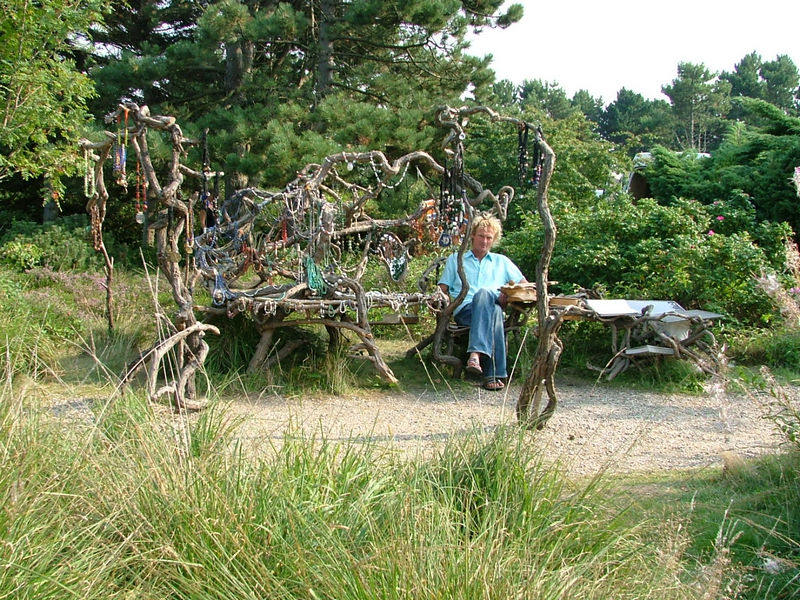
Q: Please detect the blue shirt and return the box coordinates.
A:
[438,250,524,314]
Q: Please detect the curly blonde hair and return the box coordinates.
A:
[472,213,503,243]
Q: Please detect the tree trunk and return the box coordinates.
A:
[314,0,335,102]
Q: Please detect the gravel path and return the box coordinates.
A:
[229,377,788,476]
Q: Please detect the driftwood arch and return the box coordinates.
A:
[80,102,565,427]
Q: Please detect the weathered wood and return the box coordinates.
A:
[81,101,220,408]
[516,133,559,429]
[83,101,553,407]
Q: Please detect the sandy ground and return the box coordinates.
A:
[225,376,789,476]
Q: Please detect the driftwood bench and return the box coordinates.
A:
[80,102,550,404]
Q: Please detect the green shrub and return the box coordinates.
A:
[502,195,785,327]
[0,239,45,270]
[0,215,100,271]
[728,326,800,369]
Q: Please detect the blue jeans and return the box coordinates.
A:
[454,288,507,378]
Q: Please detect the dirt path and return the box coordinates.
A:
[228,378,787,476]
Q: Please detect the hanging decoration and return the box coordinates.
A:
[304,254,328,295]
[135,160,148,224]
[113,108,129,188]
[377,232,409,282]
[437,152,467,248]
[530,126,544,187]
[518,122,544,188]
[185,192,195,253]
[518,122,529,187]
[83,148,96,199]
[200,129,219,230]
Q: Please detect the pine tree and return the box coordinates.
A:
[662,62,731,152]
[86,0,523,192]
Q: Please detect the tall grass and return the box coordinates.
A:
[2,261,797,598]
[0,359,745,599]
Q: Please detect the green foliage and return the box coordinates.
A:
[640,102,800,236]
[88,0,518,197]
[649,451,800,599]
[728,326,800,369]
[661,61,732,152]
[0,239,45,271]
[462,105,628,231]
[202,313,263,375]
[753,369,800,450]
[0,263,159,382]
[644,145,716,202]
[721,52,800,117]
[0,0,107,191]
[0,275,64,377]
[0,215,100,272]
[599,88,675,156]
[0,377,755,598]
[503,195,783,326]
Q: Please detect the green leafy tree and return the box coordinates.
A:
[662,62,731,152]
[518,79,576,120]
[0,0,105,193]
[599,88,674,155]
[89,0,523,190]
[483,79,519,108]
[721,52,765,101]
[570,89,604,126]
[462,105,627,234]
[760,54,800,114]
[721,52,800,118]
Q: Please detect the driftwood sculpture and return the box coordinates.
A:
[515,136,562,428]
[80,101,564,426]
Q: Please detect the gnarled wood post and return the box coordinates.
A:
[516,133,559,429]
[81,101,220,410]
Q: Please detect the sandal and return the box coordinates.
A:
[465,355,483,376]
[483,378,505,391]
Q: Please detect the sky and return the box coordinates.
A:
[467,0,800,106]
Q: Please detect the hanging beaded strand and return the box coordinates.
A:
[135,160,147,224]
[531,125,544,187]
[437,142,467,248]
[518,123,529,188]
[185,191,195,253]
[83,148,96,199]
[113,108,129,188]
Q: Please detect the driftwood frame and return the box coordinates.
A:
[80,101,566,428]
